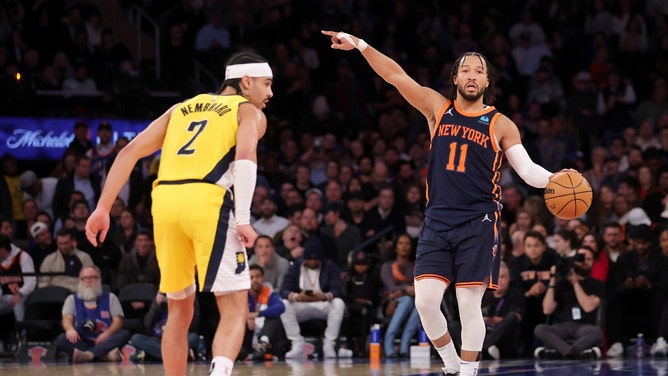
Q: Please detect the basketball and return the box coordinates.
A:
[544,171,593,220]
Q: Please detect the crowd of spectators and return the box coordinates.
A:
[1,0,668,362]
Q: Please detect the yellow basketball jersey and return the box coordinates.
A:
[156,94,247,186]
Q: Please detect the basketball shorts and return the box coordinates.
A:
[152,182,250,294]
[414,212,501,289]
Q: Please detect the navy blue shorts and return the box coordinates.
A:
[414,212,501,289]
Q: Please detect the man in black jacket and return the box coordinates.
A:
[534,245,605,360]
[279,237,351,359]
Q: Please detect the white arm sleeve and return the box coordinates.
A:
[504,144,552,188]
[233,159,257,225]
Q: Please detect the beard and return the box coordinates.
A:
[77,284,103,301]
[573,264,592,277]
[457,84,485,102]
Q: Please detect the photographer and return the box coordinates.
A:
[533,246,605,359]
[56,266,130,363]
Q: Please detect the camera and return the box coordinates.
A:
[313,137,323,150]
[554,253,585,280]
[82,319,96,333]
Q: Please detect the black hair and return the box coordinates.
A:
[447,52,496,104]
[218,51,269,94]
[0,234,10,251]
[249,264,264,275]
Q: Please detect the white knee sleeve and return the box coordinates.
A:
[456,285,487,351]
[165,283,196,300]
[414,278,448,339]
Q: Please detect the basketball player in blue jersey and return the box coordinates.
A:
[323,30,564,376]
[85,52,273,376]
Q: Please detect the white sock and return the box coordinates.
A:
[436,340,460,373]
[209,356,233,376]
[460,360,479,376]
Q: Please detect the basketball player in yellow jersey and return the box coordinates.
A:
[85,51,273,376]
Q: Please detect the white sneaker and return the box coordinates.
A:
[441,366,460,376]
[337,347,353,358]
[285,341,305,359]
[651,337,668,357]
[607,342,624,358]
[487,345,500,360]
[323,343,336,358]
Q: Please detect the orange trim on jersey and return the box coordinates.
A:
[488,112,502,153]
[453,100,497,118]
[425,180,429,202]
[487,283,499,291]
[454,281,484,288]
[431,100,453,141]
[415,274,450,286]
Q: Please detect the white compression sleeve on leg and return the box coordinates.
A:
[504,144,552,188]
[414,278,449,339]
[456,285,487,352]
[233,159,257,225]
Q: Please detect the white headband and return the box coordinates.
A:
[225,63,273,80]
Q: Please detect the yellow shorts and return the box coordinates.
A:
[151,183,250,294]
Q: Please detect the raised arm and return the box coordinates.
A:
[321,30,446,131]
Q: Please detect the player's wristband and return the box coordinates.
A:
[336,32,368,52]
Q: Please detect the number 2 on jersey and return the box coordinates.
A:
[446,142,468,172]
[177,120,208,155]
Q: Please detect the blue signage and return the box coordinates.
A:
[0,117,152,160]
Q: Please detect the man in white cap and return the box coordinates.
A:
[27,221,55,270]
[20,170,58,219]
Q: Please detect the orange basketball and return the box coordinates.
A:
[543,171,593,220]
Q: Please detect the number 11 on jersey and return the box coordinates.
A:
[446,142,468,172]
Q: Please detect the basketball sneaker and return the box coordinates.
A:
[651,337,667,357]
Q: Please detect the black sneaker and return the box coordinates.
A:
[578,347,601,360]
[534,347,562,360]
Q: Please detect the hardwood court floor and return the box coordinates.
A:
[1,356,667,376]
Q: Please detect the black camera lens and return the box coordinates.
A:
[82,319,95,332]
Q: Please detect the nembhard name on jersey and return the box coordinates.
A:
[180,102,232,117]
[435,124,490,148]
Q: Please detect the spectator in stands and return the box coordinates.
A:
[380,233,419,359]
[533,245,605,360]
[607,224,668,357]
[26,221,55,271]
[252,195,289,239]
[510,231,559,357]
[117,229,159,290]
[56,265,130,363]
[89,121,116,183]
[52,156,100,222]
[279,237,351,359]
[363,185,405,257]
[194,7,230,79]
[478,261,525,360]
[20,170,58,220]
[108,208,141,253]
[248,235,289,291]
[0,215,29,256]
[275,224,304,263]
[320,201,361,270]
[344,250,382,356]
[38,227,94,292]
[62,63,98,94]
[0,153,23,223]
[0,233,36,322]
[634,78,668,125]
[300,207,337,263]
[129,291,200,362]
[241,264,286,361]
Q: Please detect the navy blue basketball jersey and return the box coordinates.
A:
[425,100,504,228]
